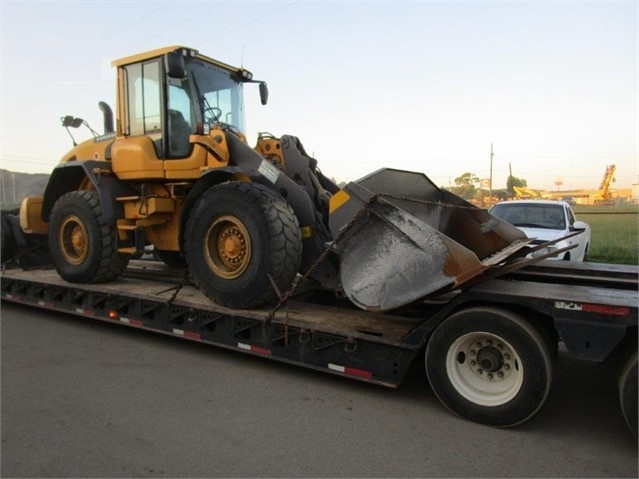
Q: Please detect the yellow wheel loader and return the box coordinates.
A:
[3,46,547,312]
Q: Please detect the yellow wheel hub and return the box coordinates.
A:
[59,215,88,265]
[205,215,251,279]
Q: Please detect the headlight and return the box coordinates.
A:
[532,246,557,258]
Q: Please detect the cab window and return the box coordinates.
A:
[166,81,193,158]
[124,60,162,136]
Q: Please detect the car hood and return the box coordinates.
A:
[517,227,564,242]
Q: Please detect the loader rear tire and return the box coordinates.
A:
[185,182,301,309]
[425,307,554,427]
[1,211,17,264]
[49,190,129,283]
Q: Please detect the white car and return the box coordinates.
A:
[489,200,591,261]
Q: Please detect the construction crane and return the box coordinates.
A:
[513,186,540,199]
[594,164,616,205]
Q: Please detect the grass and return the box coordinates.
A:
[573,207,638,265]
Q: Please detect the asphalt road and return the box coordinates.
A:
[1,301,637,478]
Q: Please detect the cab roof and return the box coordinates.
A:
[111,45,247,75]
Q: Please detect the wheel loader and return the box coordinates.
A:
[2,46,555,312]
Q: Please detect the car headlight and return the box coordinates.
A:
[532,245,557,258]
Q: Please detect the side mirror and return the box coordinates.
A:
[259,82,269,105]
[571,220,588,231]
[62,115,84,128]
[165,51,186,79]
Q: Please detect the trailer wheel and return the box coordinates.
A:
[618,349,638,437]
[425,306,554,427]
[49,191,129,283]
[185,182,301,308]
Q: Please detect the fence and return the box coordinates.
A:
[574,210,638,265]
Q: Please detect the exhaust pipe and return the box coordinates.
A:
[98,101,114,134]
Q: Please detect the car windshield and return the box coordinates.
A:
[491,203,566,230]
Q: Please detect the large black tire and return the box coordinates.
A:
[425,307,554,427]
[1,211,17,264]
[49,190,129,283]
[618,349,638,438]
[185,182,301,309]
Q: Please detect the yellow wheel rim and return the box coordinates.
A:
[204,215,251,279]
[59,215,88,265]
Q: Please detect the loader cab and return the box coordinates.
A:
[110,46,252,180]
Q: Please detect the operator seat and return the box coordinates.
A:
[167,109,192,158]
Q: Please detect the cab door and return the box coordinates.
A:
[111,58,165,180]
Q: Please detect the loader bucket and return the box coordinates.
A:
[328,168,530,312]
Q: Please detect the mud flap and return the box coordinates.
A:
[329,169,530,312]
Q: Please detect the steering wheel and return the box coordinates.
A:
[205,106,222,123]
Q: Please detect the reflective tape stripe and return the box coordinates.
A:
[173,328,201,340]
[328,363,372,380]
[238,343,271,355]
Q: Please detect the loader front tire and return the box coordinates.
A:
[425,307,554,427]
[185,182,301,309]
[49,191,129,283]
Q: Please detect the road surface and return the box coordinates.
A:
[1,302,637,477]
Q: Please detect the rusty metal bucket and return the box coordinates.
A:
[328,168,531,312]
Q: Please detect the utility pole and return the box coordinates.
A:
[509,162,513,198]
[489,143,494,206]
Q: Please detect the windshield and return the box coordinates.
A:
[490,203,566,230]
[186,58,246,132]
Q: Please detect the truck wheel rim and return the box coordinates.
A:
[59,215,88,265]
[204,215,251,279]
[446,332,523,407]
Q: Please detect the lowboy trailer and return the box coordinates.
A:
[1,259,636,436]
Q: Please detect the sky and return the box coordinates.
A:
[0,0,637,192]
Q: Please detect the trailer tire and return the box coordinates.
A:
[185,182,301,309]
[618,349,638,437]
[425,306,554,427]
[49,191,129,283]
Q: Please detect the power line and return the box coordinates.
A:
[102,1,177,39]
[196,1,301,48]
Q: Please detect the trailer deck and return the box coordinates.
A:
[2,260,637,431]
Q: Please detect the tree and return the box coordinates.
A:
[493,189,510,201]
[450,172,480,199]
[506,175,527,196]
